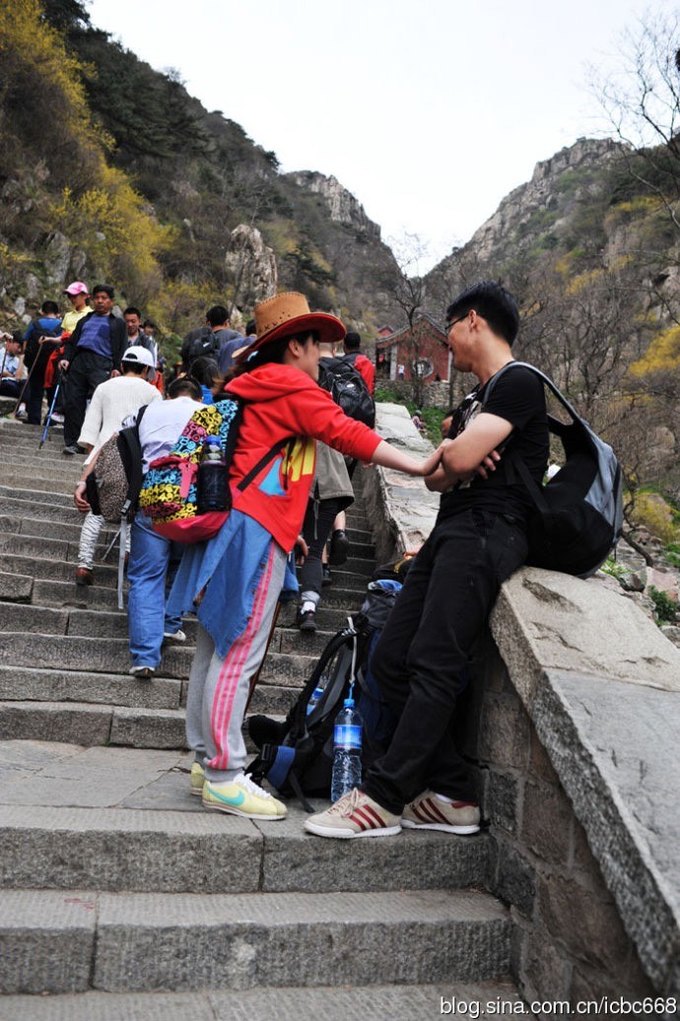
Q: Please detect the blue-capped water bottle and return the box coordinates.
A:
[330,696,362,802]
[196,435,229,513]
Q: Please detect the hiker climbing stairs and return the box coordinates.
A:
[0,415,525,1017]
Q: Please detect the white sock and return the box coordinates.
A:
[301,600,316,614]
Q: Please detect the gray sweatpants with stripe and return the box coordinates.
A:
[185,544,286,782]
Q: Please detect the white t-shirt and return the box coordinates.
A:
[78,376,161,461]
[138,395,203,472]
[0,345,21,378]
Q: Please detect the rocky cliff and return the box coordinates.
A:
[424,137,628,310]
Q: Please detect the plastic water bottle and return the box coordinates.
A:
[330,697,362,802]
[306,685,324,715]
[196,436,229,513]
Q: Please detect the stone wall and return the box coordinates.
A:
[376,378,473,409]
[476,642,656,1007]
[364,401,680,1012]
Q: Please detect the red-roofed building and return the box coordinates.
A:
[375,314,451,383]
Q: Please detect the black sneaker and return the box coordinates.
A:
[297,608,317,632]
[322,564,332,587]
[329,529,350,566]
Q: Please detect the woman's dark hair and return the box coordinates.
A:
[167,376,202,400]
[228,330,320,380]
[190,356,221,388]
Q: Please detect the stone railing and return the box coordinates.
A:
[363,402,680,1009]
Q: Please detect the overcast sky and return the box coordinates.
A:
[88,0,678,272]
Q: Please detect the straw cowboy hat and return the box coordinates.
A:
[240,292,345,360]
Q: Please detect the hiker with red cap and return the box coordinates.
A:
[167,291,443,822]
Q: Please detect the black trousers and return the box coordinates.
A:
[299,496,345,600]
[363,507,528,814]
[63,351,112,446]
[26,366,48,424]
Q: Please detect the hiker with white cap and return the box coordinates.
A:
[72,345,161,587]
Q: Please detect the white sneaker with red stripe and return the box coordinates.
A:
[304,788,402,839]
[402,790,480,834]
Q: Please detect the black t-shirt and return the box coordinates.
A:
[437,364,549,523]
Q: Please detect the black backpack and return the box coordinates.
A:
[187,329,220,368]
[485,362,623,578]
[24,319,63,370]
[248,579,401,810]
[318,356,376,427]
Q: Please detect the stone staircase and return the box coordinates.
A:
[0,415,524,1018]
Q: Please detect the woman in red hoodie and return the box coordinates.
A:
[169,292,441,821]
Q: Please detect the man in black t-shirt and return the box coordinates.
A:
[305,281,549,841]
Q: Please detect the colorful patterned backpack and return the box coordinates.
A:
[139,397,243,542]
[139,396,290,543]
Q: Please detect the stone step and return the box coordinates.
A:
[0,495,77,524]
[0,886,511,994]
[0,483,79,507]
[0,778,490,894]
[1,557,372,614]
[0,603,353,661]
[1,552,119,587]
[0,632,192,678]
[0,493,374,545]
[0,571,33,602]
[1,513,376,557]
[2,471,80,495]
[0,626,352,683]
[0,981,527,1021]
[0,666,182,709]
[0,701,186,749]
[0,455,81,476]
[0,532,376,580]
[31,578,130,611]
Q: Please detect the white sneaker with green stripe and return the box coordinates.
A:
[202,771,287,820]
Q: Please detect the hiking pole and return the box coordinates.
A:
[102,527,121,562]
[12,348,40,417]
[38,373,63,449]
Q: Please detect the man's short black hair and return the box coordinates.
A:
[143,319,156,329]
[41,301,59,315]
[92,284,114,299]
[344,331,361,351]
[206,305,229,328]
[124,306,142,318]
[245,319,256,336]
[445,281,519,345]
[120,361,147,376]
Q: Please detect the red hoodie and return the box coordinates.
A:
[225,363,381,552]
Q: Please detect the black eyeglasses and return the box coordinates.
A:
[445,313,468,332]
